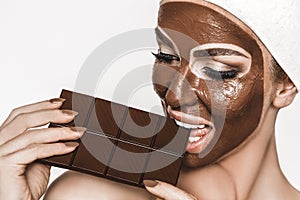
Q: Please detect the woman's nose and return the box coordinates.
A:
[165,63,198,109]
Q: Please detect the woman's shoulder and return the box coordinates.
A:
[44,171,152,200]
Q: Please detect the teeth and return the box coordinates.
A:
[189,136,202,143]
[198,124,205,129]
[175,119,206,129]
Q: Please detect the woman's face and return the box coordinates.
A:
[153,1,265,167]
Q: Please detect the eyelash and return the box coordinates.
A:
[152,52,180,64]
[203,67,238,80]
[152,52,238,80]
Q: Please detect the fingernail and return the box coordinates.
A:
[70,126,87,136]
[143,180,158,188]
[65,141,79,148]
[50,98,66,104]
[62,110,78,117]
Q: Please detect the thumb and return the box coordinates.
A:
[144,180,197,200]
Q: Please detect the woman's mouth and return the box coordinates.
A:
[167,106,215,154]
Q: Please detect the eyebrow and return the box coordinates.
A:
[193,48,247,58]
[155,27,175,50]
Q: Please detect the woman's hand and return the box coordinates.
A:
[0,99,85,200]
[144,180,197,200]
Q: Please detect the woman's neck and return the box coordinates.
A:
[248,134,300,199]
[178,108,300,199]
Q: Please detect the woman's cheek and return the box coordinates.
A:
[207,80,251,116]
[223,80,247,110]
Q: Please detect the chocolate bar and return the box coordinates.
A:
[39,89,189,187]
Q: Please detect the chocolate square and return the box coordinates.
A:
[119,108,161,146]
[153,117,189,155]
[59,90,94,127]
[44,151,74,167]
[86,98,127,137]
[72,132,115,174]
[106,141,149,184]
[143,150,182,185]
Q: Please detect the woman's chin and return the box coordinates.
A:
[182,153,204,168]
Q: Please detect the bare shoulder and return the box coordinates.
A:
[44,171,152,200]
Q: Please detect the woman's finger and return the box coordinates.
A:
[0,109,78,145]
[144,180,197,200]
[1,142,79,166]
[1,98,65,128]
[0,126,86,156]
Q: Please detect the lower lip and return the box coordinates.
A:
[186,129,210,154]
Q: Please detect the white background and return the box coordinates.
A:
[0,0,299,194]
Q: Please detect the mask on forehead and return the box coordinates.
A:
[153,2,264,167]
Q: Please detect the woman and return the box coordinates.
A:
[1,0,299,199]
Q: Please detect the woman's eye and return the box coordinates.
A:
[203,67,238,80]
[152,52,180,64]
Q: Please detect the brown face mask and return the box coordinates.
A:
[152,2,264,167]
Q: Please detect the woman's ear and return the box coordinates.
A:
[273,77,298,108]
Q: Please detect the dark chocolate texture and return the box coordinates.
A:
[39,89,189,187]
